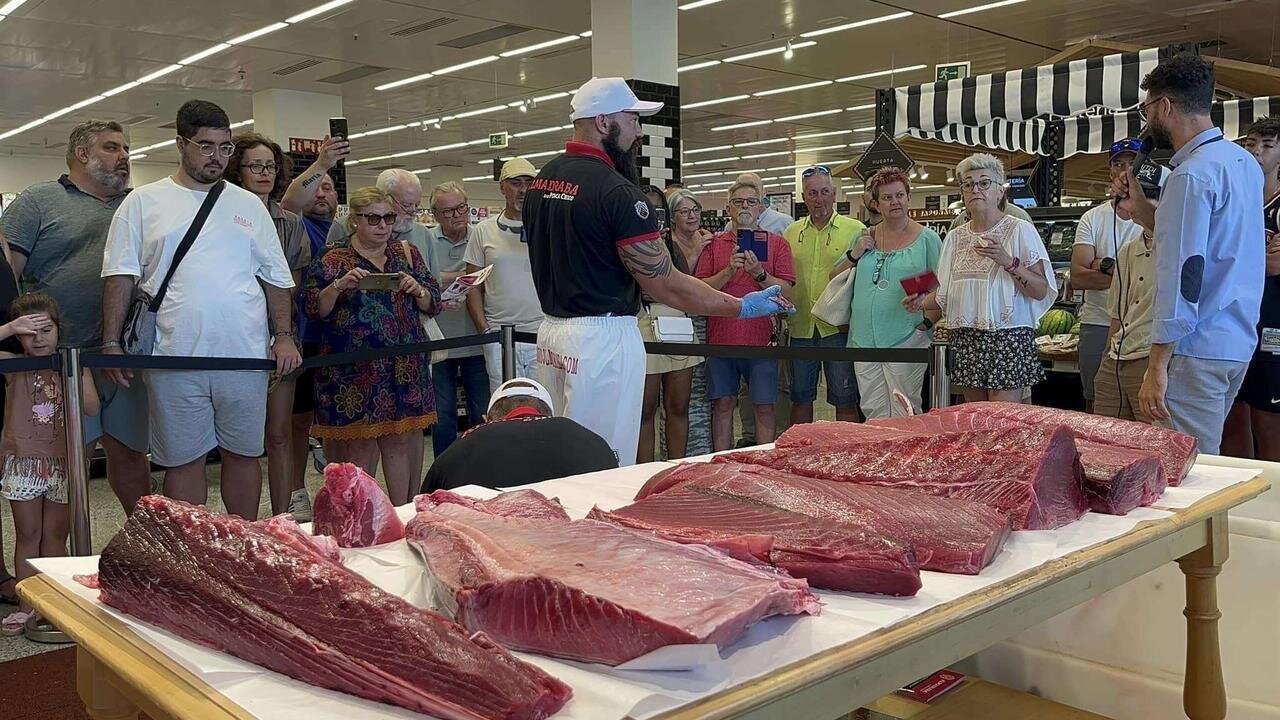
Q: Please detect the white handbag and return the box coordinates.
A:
[399,240,450,365]
[812,265,856,328]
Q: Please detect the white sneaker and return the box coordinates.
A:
[288,488,313,523]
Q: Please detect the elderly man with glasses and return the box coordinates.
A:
[695,180,796,450]
[782,165,866,424]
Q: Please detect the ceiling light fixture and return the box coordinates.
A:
[463,175,491,182]
[376,72,433,91]
[0,0,28,14]
[499,35,580,58]
[721,40,815,64]
[678,0,726,9]
[738,150,790,160]
[683,94,750,109]
[773,108,842,122]
[939,0,1029,19]
[690,156,741,165]
[784,39,795,60]
[136,64,183,84]
[178,43,232,65]
[836,64,928,83]
[519,101,529,113]
[845,103,876,112]
[685,145,735,155]
[434,55,500,75]
[285,0,355,24]
[800,11,913,38]
[227,22,289,45]
[678,60,721,73]
[411,168,432,175]
[712,119,773,131]
[753,80,832,97]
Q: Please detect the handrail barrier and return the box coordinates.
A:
[0,326,946,560]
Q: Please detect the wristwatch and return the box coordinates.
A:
[1098,257,1115,276]
[845,249,860,265]
[754,271,767,283]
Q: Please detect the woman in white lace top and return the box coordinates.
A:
[904,153,1056,402]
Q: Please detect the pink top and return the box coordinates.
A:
[1,369,66,461]
[696,231,796,346]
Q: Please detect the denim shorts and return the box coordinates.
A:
[707,356,779,404]
[789,332,858,407]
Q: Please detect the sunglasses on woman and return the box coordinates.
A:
[356,213,398,226]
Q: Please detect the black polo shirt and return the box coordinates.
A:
[1254,193,1280,363]
[524,141,660,318]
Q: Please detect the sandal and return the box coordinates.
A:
[1,610,33,637]
[0,573,17,607]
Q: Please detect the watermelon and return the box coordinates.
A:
[1070,320,1082,335]
[1038,308,1076,336]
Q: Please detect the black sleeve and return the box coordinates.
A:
[603,184,661,248]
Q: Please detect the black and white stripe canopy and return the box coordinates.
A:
[908,118,1046,155]
[1061,96,1280,157]
[892,48,1162,141]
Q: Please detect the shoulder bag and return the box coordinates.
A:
[399,239,450,365]
[812,226,869,328]
[120,180,225,355]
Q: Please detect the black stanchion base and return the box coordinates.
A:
[23,615,72,644]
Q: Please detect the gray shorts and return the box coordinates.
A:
[1077,324,1110,401]
[83,370,150,453]
[146,370,268,467]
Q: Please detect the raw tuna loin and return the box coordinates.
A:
[312,462,405,547]
[638,462,1010,574]
[722,424,1088,530]
[98,496,571,720]
[406,503,820,665]
[416,488,570,521]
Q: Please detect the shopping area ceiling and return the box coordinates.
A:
[0,0,1276,192]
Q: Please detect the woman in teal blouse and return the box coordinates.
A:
[830,167,942,418]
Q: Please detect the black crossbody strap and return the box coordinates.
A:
[148,179,225,312]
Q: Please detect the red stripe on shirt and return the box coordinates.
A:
[565,141,616,169]
[616,231,661,247]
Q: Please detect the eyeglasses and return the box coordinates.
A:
[1136,96,1164,121]
[871,253,888,289]
[181,137,235,158]
[729,198,761,208]
[394,196,422,214]
[433,202,470,219]
[674,206,702,217]
[244,162,278,176]
[802,165,831,178]
[959,178,996,193]
[356,213,398,226]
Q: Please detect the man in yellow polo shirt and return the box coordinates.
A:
[784,165,865,424]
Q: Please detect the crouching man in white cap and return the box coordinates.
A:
[421,378,618,492]
[523,77,794,465]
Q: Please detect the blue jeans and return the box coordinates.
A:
[790,331,858,407]
[431,355,490,457]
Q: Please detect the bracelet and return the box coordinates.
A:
[102,340,123,349]
[1003,256,1021,274]
[272,330,295,338]
[845,249,859,265]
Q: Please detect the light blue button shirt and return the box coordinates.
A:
[1151,127,1264,362]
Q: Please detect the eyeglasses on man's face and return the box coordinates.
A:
[245,162,278,176]
[434,202,470,218]
[181,137,235,158]
[959,178,996,194]
[356,213,398,227]
[1136,95,1165,121]
[729,197,761,208]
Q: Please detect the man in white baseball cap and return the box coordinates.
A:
[421,378,618,492]
[522,77,795,466]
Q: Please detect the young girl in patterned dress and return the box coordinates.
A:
[0,293,99,636]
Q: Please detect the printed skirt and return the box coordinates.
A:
[949,326,1044,391]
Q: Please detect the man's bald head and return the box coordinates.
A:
[735,172,765,193]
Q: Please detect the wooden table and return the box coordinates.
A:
[19,475,1270,720]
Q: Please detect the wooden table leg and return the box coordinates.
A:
[77,645,140,720]
[1177,513,1229,720]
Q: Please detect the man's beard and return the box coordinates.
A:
[603,124,642,185]
[1148,120,1173,150]
[393,217,413,235]
[735,210,755,228]
[86,155,129,194]
[308,198,335,221]
[184,156,225,184]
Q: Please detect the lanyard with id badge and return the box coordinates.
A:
[1261,328,1280,355]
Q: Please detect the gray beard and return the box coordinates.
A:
[86,156,128,194]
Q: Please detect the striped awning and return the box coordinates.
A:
[1060,96,1280,158]
[908,117,1046,155]
[893,48,1161,137]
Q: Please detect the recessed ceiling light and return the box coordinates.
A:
[940,0,1029,19]
[434,55,500,75]
[500,35,580,58]
[136,64,183,84]
[753,80,832,97]
[683,94,750,109]
[774,109,842,122]
[285,0,355,24]
[0,0,29,14]
[685,145,735,155]
[678,0,726,9]
[721,40,816,64]
[712,119,773,131]
[228,22,288,45]
[178,43,232,65]
[678,60,721,73]
[836,64,927,83]
[800,11,913,38]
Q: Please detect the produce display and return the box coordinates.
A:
[313,463,406,547]
[868,415,1165,515]
[633,462,1010,575]
[1037,307,1077,336]
[590,485,923,596]
[937,402,1198,484]
[98,496,572,720]
[406,503,821,666]
[721,424,1088,530]
[416,488,571,521]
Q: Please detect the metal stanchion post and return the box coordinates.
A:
[28,347,86,643]
[501,325,516,381]
[930,341,951,410]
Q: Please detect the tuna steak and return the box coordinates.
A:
[312,463,405,547]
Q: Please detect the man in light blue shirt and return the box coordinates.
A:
[1115,55,1264,453]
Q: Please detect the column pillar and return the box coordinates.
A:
[590,0,680,188]
[252,88,346,201]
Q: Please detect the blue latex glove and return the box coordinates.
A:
[739,284,796,319]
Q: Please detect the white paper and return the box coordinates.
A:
[1153,465,1262,509]
[28,457,1259,720]
[439,266,492,303]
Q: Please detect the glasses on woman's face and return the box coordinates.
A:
[357,213,398,227]
[729,198,761,208]
[434,202,470,219]
[245,162,278,176]
[182,137,235,157]
[674,206,701,217]
[959,178,996,194]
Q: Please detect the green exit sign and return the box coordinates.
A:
[489,132,509,149]
[936,62,970,82]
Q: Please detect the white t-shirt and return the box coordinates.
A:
[102,177,294,358]
[464,214,544,333]
[1074,202,1143,326]
[937,214,1057,331]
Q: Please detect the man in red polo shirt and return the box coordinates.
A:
[696,180,796,451]
[522,78,793,466]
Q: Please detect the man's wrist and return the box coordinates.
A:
[101,340,123,349]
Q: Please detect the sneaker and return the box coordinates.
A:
[288,488,313,523]
[311,445,327,473]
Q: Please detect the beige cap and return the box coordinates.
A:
[500,157,538,182]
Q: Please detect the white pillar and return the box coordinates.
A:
[251,89,343,146]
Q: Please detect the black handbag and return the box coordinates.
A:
[121,180,225,354]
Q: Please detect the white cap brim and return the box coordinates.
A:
[487,378,556,414]
[570,100,664,121]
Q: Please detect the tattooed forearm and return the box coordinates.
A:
[618,238,673,280]
[301,172,321,189]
